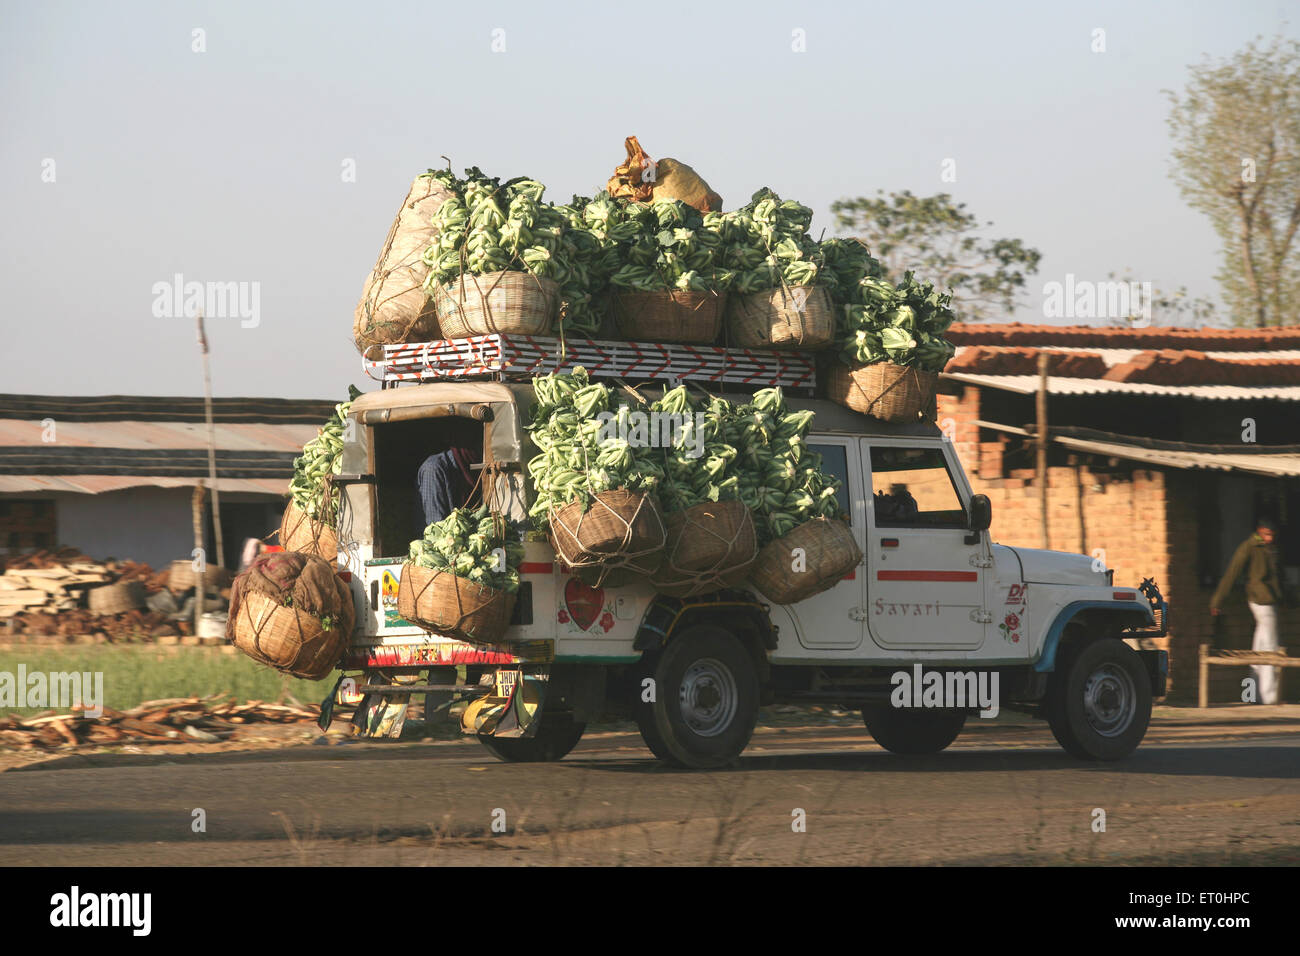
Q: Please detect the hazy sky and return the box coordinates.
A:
[1,1,1295,399]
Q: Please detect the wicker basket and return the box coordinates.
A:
[550,489,665,586]
[826,360,938,423]
[652,500,758,598]
[397,563,516,644]
[167,560,233,594]
[434,271,559,338]
[726,285,835,350]
[87,580,146,614]
[609,290,725,344]
[279,499,339,562]
[750,517,862,605]
[229,590,352,681]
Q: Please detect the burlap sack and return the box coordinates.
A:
[606,136,723,213]
[352,174,452,354]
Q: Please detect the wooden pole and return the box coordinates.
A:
[1037,352,1049,550]
[196,313,224,570]
[192,483,206,637]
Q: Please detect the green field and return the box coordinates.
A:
[0,645,330,716]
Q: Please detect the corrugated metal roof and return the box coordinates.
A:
[942,372,1300,401]
[958,347,1300,367]
[0,419,320,450]
[0,475,288,495]
[1050,437,1300,477]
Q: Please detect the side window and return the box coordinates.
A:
[808,443,851,521]
[869,446,966,529]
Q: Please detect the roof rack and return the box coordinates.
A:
[362,335,817,389]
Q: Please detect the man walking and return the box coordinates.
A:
[1210,518,1283,704]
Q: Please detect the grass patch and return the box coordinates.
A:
[0,646,329,716]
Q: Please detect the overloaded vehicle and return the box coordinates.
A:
[232,150,1167,768]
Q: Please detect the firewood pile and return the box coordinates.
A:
[0,694,320,751]
[0,548,208,641]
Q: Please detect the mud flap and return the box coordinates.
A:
[354,671,420,738]
[461,667,547,739]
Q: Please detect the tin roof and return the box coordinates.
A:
[941,372,1300,402]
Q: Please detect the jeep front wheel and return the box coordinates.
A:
[1045,637,1151,760]
[862,706,966,754]
[636,627,759,769]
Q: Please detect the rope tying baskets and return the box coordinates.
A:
[227,553,353,681]
[549,489,666,587]
[396,563,516,644]
[434,271,559,338]
[726,285,835,350]
[279,498,340,562]
[651,500,758,598]
[826,360,938,423]
[609,290,725,344]
[750,517,862,605]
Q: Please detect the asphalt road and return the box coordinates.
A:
[2,719,1297,866]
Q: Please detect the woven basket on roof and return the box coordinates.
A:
[609,290,725,344]
[651,500,758,598]
[750,517,862,605]
[87,580,145,614]
[229,590,353,681]
[826,360,938,424]
[396,563,515,644]
[549,489,666,587]
[433,271,559,338]
[167,560,233,594]
[279,499,340,562]
[726,285,835,350]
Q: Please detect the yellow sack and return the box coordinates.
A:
[606,136,723,212]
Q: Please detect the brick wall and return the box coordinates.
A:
[936,387,1250,702]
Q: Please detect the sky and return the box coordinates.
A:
[0,0,1295,399]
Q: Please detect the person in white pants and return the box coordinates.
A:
[1211,519,1283,705]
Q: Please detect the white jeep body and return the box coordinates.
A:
[329,381,1167,764]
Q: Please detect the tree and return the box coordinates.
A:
[830,190,1041,322]
[1104,270,1225,328]
[1166,34,1300,328]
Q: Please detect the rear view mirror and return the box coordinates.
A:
[969,494,992,532]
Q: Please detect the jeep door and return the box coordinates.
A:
[861,439,987,650]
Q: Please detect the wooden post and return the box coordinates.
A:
[1198,641,1209,708]
[1037,352,1049,550]
[192,483,206,637]
[196,313,224,571]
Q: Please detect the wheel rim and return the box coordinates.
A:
[678,657,738,738]
[1082,663,1136,737]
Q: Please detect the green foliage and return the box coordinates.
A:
[838,271,957,371]
[830,190,1040,321]
[1165,33,1300,327]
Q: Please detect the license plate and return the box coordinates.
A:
[495,669,519,697]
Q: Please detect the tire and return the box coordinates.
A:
[632,653,672,760]
[477,713,586,763]
[637,626,760,769]
[1045,637,1151,760]
[862,706,966,754]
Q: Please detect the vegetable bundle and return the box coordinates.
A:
[407,503,524,593]
[836,271,957,372]
[525,367,663,524]
[288,386,362,520]
[526,370,843,547]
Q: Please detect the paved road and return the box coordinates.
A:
[2,719,1297,865]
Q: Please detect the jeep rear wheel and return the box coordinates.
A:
[477,713,586,763]
[1045,637,1151,760]
[862,706,966,754]
[636,627,759,769]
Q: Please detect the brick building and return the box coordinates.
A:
[936,324,1300,702]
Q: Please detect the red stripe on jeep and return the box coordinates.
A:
[876,570,979,582]
[520,562,554,575]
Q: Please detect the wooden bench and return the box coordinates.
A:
[1198,644,1300,707]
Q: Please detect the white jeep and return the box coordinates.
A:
[328,380,1167,767]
